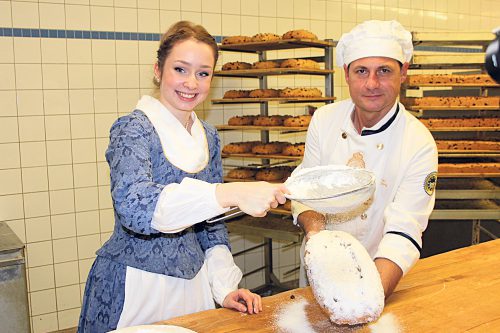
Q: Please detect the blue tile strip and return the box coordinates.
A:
[0,27,484,53]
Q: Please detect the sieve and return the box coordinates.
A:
[284,165,376,214]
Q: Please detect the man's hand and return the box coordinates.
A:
[222,288,262,314]
[297,210,326,240]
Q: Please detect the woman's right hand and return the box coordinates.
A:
[216,181,289,217]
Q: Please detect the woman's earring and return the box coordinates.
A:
[154,76,160,84]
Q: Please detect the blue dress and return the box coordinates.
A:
[78,110,230,332]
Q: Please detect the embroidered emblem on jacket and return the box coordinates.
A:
[424,171,438,196]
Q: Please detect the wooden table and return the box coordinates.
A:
[160,239,500,332]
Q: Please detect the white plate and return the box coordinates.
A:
[109,325,197,333]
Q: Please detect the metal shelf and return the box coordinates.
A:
[212,96,336,104]
[215,68,334,77]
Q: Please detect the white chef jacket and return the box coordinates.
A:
[116,96,240,328]
[293,99,437,285]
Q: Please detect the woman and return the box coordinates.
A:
[78,21,288,332]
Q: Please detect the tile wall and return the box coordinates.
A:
[0,0,499,331]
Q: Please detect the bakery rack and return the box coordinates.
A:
[404,32,500,245]
[213,37,335,294]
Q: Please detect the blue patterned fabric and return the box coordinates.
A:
[78,110,230,332]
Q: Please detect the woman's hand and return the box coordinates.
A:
[216,182,289,217]
[222,288,262,314]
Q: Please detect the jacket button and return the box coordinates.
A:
[376,143,384,150]
[342,132,347,139]
[360,213,367,220]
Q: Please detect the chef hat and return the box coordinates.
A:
[336,20,413,67]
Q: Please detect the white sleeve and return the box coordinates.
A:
[375,140,438,275]
[205,245,242,306]
[151,177,230,233]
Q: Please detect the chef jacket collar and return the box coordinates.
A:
[349,102,400,136]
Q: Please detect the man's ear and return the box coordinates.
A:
[400,62,410,83]
[344,64,349,83]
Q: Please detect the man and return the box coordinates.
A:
[293,20,438,298]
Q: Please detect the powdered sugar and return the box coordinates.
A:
[369,313,404,333]
[275,297,315,333]
[305,230,385,325]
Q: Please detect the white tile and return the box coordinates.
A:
[57,307,81,330]
[22,167,48,193]
[13,38,41,63]
[43,90,70,115]
[90,5,115,30]
[138,8,160,32]
[54,261,80,287]
[116,40,139,64]
[23,191,50,218]
[31,312,58,333]
[182,0,202,11]
[48,165,74,190]
[221,14,241,36]
[15,64,43,90]
[95,113,118,138]
[74,187,99,211]
[79,258,94,283]
[94,89,117,114]
[221,0,239,14]
[159,11,182,32]
[181,11,202,24]
[92,40,116,64]
[0,117,18,143]
[70,114,95,139]
[98,185,113,209]
[18,116,46,142]
[28,265,55,292]
[76,210,100,235]
[115,7,138,32]
[138,0,159,9]
[118,89,140,114]
[202,13,222,36]
[51,213,77,239]
[139,64,155,88]
[0,64,16,90]
[0,90,17,116]
[73,163,98,188]
[77,234,101,259]
[12,1,39,28]
[45,115,71,140]
[0,169,21,195]
[93,65,117,88]
[72,139,97,163]
[95,138,109,162]
[53,237,78,263]
[27,241,53,268]
[0,1,12,26]
[160,0,180,10]
[39,2,65,29]
[67,39,92,65]
[202,0,222,13]
[46,140,73,165]
[42,64,69,89]
[41,39,67,64]
[20,141,47,167]
[65,4,91,30]
[30,289,57,316]
[56,284,81,310]
[97,162,110,186]
[68,64,94,89]
[0,194,24,221]
[69,89,94,114]
[26,216,52,243]
[100,231,112,244]
[17,90,44,116]
[50,189,75,215]
[99,208,114,233]
[117,65,140,88]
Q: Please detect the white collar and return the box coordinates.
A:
[136,95,209,173]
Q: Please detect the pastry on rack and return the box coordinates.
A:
[436,140,500,151]
[282,143,305,156]
[222,141,260,154]
[223,90,250,98]
[251,33,281,42]
[227,167,257,179]
[410,96,500,107]
[255,167,286,181]
[227,115,257,126]
[248,89,280,98]
[252,60,280,69]
[438,162,500,174]
[283,115,312,127]
[282,29,318,40]
[420,117,500,128]
[221,35,252,44]
[252,115,290,126]
[279,87,322,98]
[280,58,320,69]
[221,61,252,70]
[251,141,289,155]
